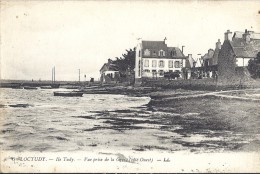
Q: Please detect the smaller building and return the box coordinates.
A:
[218,29,260,82]
[202,49,214,67]
[182,54,195,79]
[100,59,120,83]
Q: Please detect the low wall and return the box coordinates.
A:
[142,78,218,90]
[142,77,260,91]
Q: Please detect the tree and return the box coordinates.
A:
[111,48,136,75]
[248,52,260,78]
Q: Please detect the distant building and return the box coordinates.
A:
[135,38,186,82]
[183,54,195,79]
[218,29,260,81]
[213,39,222,66]
[100,59,120,83]
[202,49,215,67]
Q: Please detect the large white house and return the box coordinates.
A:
[135,38,186,82]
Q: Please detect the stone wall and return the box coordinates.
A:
[142,77,260,90]
[142,78,218,90]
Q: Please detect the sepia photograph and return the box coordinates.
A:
[0,0,260,173]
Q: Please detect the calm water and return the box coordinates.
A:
[0,88,150,152]
[1,88,256,153]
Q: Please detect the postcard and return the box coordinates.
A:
[0,0,260,173]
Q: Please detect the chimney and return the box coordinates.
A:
[224,30,233,41]
[108,58,112,64]
[164,37,167,45]
[137,38,142,47]
[216,39,221,49]
[182,46,185,54]
[243,29,251,43]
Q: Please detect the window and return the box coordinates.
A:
[159,60,164,68]
[138,50,141,57]
[174,61,180,68]
[168,60,173,68]
[144,60,149,67]
[152,60,157,67]
[171,50,177,57]
[152,70,157,75]
[144,69,150,73]
[159,50,165,57]
[152,51,157,57]
[159,70,164,76]
[144,49,150,56]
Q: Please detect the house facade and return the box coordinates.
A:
[100,59,120,83]
[135,38,186,82]
[218,29,260,82]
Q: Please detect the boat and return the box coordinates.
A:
[40,86,52,89]
[53,91,83,97]
[23,86,38,90]
[51,84,60,88]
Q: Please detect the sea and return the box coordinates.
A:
[0,88,151,152]
[0,87,256,153]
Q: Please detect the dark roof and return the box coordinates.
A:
[142,41,167,50]
[233,31,260,40]
[167,47,186,58]
[100,63,119,72]
[229,38,260,58]
[142,40,185,59]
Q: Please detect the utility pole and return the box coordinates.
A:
[52,67,53,83]
[78,69,80,82]
[54,66,55,83]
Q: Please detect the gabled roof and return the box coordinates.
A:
[167,47,186,58]
[229,38,260,58]
[233,31,260,40]
[100,63,119,72]
[141,40,185,59]
[142,41,167,50]
[194,58,203,68]
[185,55,195,68]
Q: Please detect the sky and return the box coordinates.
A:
[1,0,260,81]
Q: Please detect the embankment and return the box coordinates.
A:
[142,78,260,91]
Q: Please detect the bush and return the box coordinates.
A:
[164,71,180,79]
[248,52,260,78]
